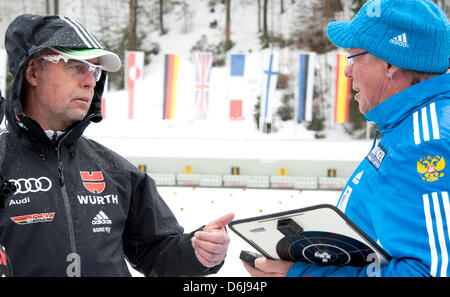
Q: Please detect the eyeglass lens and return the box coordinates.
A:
[346,51,368,66]
[68,59,102,81]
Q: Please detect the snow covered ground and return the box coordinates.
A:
[126,186,341,277]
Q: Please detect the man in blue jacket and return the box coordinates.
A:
[244,0,450,277]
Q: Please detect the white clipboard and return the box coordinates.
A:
[229,204,391,267]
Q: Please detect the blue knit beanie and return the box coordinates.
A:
[327,0,449,73]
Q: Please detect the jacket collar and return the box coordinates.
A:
[365,73,450,132]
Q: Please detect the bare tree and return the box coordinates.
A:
[159,0,166,35]
[263,0,268,36]
[45,0,50,15]
[257,0,261,32]
[129,0,138,50]
[225,0,231,49]
[53,0,59,14]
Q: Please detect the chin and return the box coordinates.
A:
[356,103,367,115]
[70,111,88,123]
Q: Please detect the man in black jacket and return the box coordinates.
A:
[0,14,234,277]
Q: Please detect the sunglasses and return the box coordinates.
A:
[41,54,104,82]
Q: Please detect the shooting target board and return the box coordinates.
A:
[229,204,391,267]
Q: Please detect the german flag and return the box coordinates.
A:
[334,53,351,123]
[163,54,180,120]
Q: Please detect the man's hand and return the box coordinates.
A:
[191,212,235,267]
[243,257,294,277]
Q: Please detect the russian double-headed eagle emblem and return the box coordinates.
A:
[417,155,445,182]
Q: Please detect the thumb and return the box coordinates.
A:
[204,212,235,231]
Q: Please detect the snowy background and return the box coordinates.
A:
[1,0,363,142]
[0,0,386,277]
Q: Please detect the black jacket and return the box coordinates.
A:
[0,14,221,277]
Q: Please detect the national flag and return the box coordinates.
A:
[228,54,246,121]
[163,54,180,120]
[101,78,108,119]
[125,51,144,119]
[260,52,279,124]
[297,53,316,123]
[334,53,351,123]
[229,100,243,120]
[194,52,213,120]
[230,54,245,77]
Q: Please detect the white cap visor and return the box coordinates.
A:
[50,46,121,72]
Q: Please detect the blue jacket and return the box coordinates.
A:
[288,73,450,277]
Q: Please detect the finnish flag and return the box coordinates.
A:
[260,51,279,124]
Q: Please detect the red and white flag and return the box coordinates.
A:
[125,51,144,119]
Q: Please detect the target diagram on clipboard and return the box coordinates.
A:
[229,204,391,267]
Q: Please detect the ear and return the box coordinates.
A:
[385,63,402,80]
[24,59,41,87]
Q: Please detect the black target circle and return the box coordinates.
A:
[276,231,375,267]
[301,243,351,265]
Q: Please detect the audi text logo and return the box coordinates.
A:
[8,177,52,195]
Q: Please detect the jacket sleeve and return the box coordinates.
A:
[0,243,13,277]
[287,258,430,277]
[287,137,450,277]
[122,171,223,276]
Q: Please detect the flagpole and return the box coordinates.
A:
[293,51,299,139]
[267,0,274,135]
[269,0,274,135]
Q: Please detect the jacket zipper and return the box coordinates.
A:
[52,116,95,258]
[55,140,77,256]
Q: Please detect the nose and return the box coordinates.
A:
[344,63,353,79]
[80,71,97,89]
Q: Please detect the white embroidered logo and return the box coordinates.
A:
[389,33,409,48]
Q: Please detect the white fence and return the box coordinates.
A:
[150,173,348,191]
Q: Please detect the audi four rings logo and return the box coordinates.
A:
[8,177,52,195]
